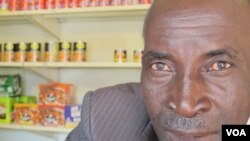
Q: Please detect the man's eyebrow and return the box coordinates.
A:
[143,51,172,60]
[205,48,237,58]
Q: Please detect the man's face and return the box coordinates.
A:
[141,0,250,141]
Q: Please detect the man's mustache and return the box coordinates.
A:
[164,114,204,130]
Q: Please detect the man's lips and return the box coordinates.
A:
[167,128,218,140]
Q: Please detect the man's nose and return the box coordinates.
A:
[167,76,212,118]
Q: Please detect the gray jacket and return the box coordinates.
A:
[66,83,158,141]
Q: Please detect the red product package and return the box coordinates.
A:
[45,0,57,9]
[8,0,21,11]
[21,0,35,10]
[88,0,98,7]
[69,0,78,8]
[140,0,151,4]
[39,105,65,127]
[57,0,69,8]
[34,0,45,10]
[78,0,90,7]
[98,0,109,6]
[122,0,139,5]
[38,83,74,106]
[110,0,121,6]
[0,0,9,11]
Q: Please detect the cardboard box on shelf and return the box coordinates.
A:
[39,105,65,127]
[64,104,81,128]
[38,83,74,106]
[14,103,39,125]
[0,97,16,124]
[17,96,37,103]
[0,74,22,97]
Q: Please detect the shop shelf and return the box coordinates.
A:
[0,124,73,133]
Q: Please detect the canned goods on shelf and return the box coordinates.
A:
[133,49,143,63]
[45,0,57,9]
[57,0,70,8]
[3,42,14,62]
[71,41,87,62]
[46,0,69,9]
[34,0,45,10]
[78,0,90,7]
[13,42,27,62]
[27,42,42,62]
[0,0,9,11]
[9,0,22,11]
[21,0,45,10]
[57,41,71,62]
[99,0,110,6]
[45,41,58,62]
[69,0,78,8]
[114,49,127,63]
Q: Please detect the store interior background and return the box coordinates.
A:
[0,5,146,141]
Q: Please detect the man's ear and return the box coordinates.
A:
[247,117,250,125]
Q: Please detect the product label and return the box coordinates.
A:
[0,0,9,10]
[114,50,127,63]
[0,104,6,119]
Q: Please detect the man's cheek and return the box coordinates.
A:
[145,91,164,120]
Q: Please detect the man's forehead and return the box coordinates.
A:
[145,0,250,31]
[160,10,230,28]
[144,0,250,40]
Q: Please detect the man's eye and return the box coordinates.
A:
[151,63,171,71]
[208,61,232,71]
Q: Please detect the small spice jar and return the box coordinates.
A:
[3,42,14,62]
[45,41,58,62]
[27,42,42,62]
[133,49,143,63]
[13,42,27,62]
[71,41,87,62]
[114,49,127,63]
[57,41,71,62]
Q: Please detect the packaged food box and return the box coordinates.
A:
[39,82,74,106]
[17,96,37,103]
[39,105,65,127]
[0,0,9,11]
[14,103,39,125]
[65,105,81,128]
[0,97,16,124]
[0,74,22,97]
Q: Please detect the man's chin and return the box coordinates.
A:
[157,129,220,141]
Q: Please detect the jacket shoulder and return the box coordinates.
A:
[89,83,150,141]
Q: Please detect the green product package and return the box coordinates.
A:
[0,97,16,124]
[0,74,21,97]
[16,96,37,104]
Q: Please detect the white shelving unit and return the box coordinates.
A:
[0,5,150,40]
[0,124,72,133]
[0,62,141,68]
[0,4,149,141]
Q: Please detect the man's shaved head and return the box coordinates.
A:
[141,0,250,141]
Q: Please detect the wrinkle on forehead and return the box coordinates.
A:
[146,10,233,38]
[163,10,231,28]
[144,0,250,38]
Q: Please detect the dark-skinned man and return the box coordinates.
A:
[67,0,250,141]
